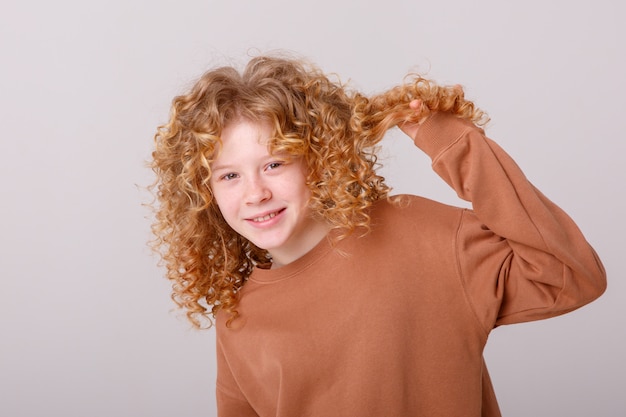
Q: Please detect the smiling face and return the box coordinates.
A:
[210,119,331,268]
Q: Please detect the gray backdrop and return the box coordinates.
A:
[2,0,624,416]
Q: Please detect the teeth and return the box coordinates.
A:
[252,212,278,222]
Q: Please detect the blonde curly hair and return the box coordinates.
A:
[150,54,487,328]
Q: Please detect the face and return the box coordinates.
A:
[210,119,330,268]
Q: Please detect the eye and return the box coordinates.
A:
[220,172,239,181]
[266,161,283,171]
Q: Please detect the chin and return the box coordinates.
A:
[248,236,288,252]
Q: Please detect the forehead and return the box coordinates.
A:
[211,119,274,163]
[220,118,273,144]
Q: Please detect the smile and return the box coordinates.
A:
[251,209,283,223]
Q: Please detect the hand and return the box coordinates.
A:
[398,99,428,141]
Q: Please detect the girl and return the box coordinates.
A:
[150,54,606,416]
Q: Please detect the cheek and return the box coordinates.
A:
[211,188,237,218]
[285,164,312,200]
[280,177,310,206]
[301,185,312,203]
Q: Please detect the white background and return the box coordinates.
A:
[1,1,624,416]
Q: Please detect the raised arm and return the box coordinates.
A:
[400,104,606,330]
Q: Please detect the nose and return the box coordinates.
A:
[245,176,271,205]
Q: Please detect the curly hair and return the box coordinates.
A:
[150,54,487,328]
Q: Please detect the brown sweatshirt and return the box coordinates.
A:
[215,112,606,416]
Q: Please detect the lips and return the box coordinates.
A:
[248,208,285,223]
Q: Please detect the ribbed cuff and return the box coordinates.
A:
[413,112,478,160]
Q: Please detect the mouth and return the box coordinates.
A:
[249,208,285,223]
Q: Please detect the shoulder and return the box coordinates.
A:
[372,194,462,222]
[368,194,465,240]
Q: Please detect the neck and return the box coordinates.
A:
[269,221,332,269]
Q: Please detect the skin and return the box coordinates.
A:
[398,99,424,140]
[210,119,332,268]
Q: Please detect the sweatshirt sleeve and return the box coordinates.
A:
[216,333,259,417]
[413,112,607,331]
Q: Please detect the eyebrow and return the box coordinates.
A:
[210,162,233,172]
